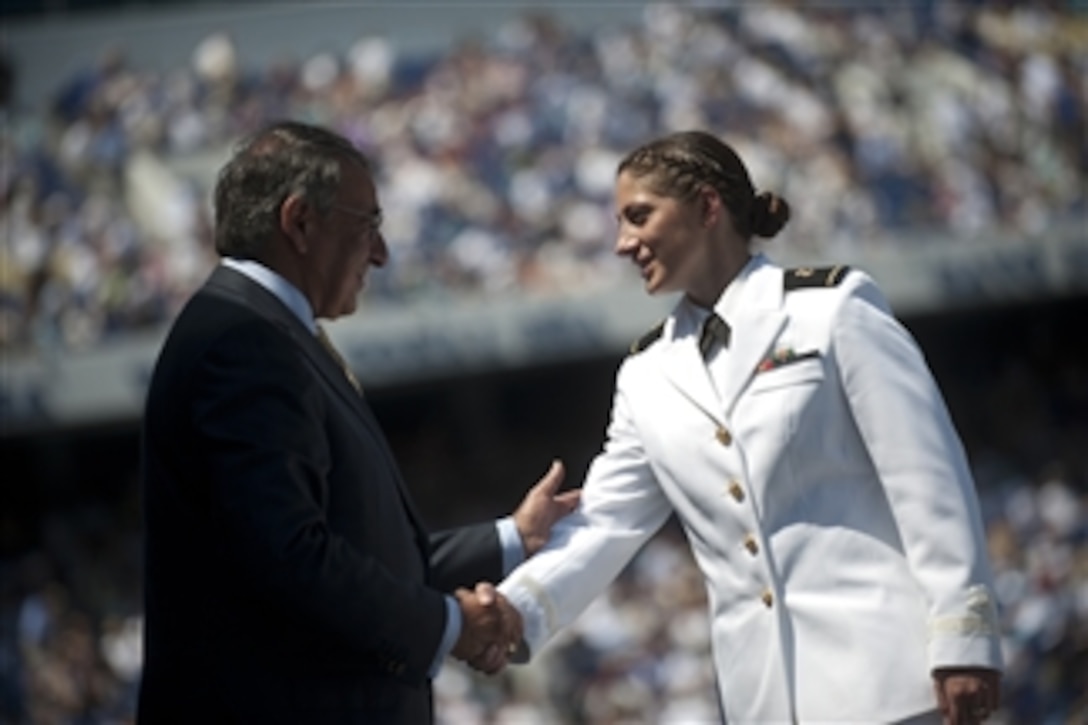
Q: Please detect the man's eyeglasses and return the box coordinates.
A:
[331,203,383,235]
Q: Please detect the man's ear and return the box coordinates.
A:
[279,193,311,253]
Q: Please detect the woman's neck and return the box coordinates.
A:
[686,246,751,309]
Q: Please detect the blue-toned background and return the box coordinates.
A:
[1,1,1085,722]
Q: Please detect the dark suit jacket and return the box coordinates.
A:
[137,266,504,724]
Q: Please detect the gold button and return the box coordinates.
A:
[761,590,774,608]
[715,426,732,445]
[728,480,745,502]
[744,534,759,555]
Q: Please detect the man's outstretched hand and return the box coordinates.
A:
[513,460,581,557]
[933,667,1002,725]
[451,582,524,675]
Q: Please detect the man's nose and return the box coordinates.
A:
[371,232,389,267]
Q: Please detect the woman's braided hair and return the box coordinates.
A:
[617,130,790,240]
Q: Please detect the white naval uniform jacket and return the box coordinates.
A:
[499,255,1002,724]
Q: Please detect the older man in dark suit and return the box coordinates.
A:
[137,120,578,724]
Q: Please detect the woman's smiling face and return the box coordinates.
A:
[613,169,715,298]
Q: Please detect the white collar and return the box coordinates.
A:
[220,257,317,335]
[676,252,766,336]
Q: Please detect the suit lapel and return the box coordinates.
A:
[207,267,369,416]
[294,331,432,545]
[656,320,727,427]
[716,309,785,414]
[295,328,432,550]
[204,267,432,543]
[299,330,370,417]
[715,264,786,414]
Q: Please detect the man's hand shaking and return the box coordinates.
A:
[451,582,523,675]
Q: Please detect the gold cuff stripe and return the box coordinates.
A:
[928,615,997,638]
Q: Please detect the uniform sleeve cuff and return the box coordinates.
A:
[497,575,551,664]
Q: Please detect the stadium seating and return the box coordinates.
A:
[1,2,1085,722]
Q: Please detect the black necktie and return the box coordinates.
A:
[699,313,731,359]
[316,325,362,394]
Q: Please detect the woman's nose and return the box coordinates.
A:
[615,230,638,256]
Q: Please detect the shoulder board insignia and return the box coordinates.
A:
[784,265,850,291]
[630,320,665,355]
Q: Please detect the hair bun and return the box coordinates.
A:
[749,191,791,239]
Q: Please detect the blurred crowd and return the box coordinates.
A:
[2,1,1086,722]
[2,1,1086,351]
[1,450,1085,723]
[3,297,1087,723]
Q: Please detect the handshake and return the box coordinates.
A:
[450,582,524,675]
[448,460,578,675]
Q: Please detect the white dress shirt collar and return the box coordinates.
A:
[220,257,317,335]
[713,252,765,322]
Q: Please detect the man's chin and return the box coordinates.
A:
[333,298,359,319]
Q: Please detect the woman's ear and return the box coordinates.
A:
[700,186,722,228]
[279,193,310,253]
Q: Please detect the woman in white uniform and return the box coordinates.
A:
[498,130,1003,724]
